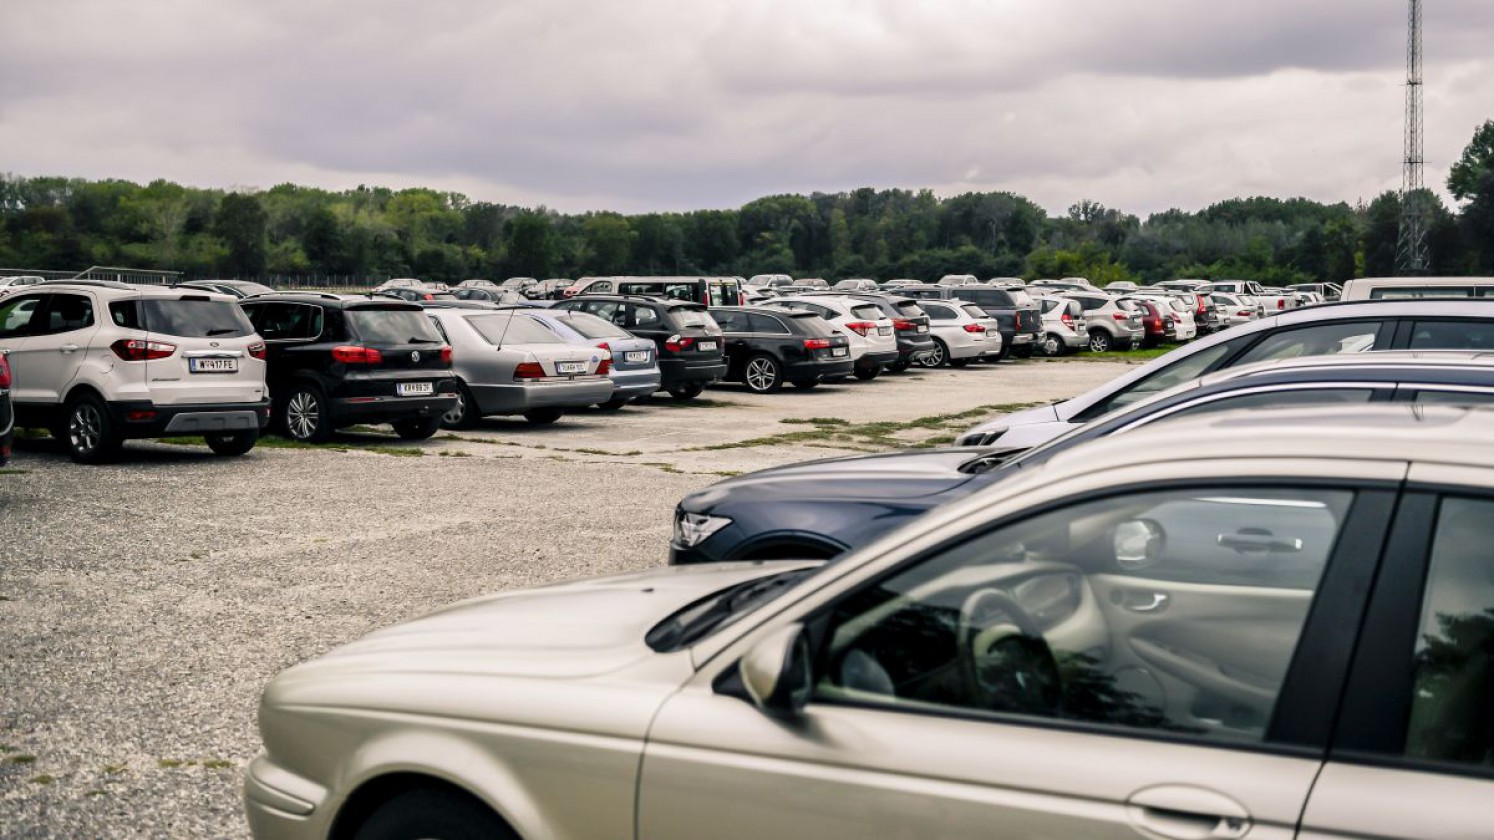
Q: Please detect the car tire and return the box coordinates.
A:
[668,383,706,401]
[64,393,123,464]
[393,415,443,440]
[523,408,563,424]
[1012,345,1035,359]
[949,356,972,368]
[742,354,783,394]
[918,340,948,368]
[351,786,516,840]
[1039,334,1065,357]
[790,380,819,390]
[441,382,481,430]
[280,384,333,443]
[887,359,910,373]
[1088,330,1112,353]
[853,364,881,381]
[596,398,629,411]
[993,342,1011,363]
[204,429,258,457]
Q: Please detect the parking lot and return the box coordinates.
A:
[0,357,1125,838]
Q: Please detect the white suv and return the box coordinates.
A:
[0,282,269,463]
[762,295,899,380]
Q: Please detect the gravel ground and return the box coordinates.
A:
[0,357,1128,838]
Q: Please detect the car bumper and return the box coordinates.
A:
[658,358,727,388]
[609,369,663,402]
[469,379,615,414]
[330,393,458,424]
[895,335,937,361]
[243,755,326,840]
[858,350,900,368]
[782,358,855,381]
[111,398,272,438]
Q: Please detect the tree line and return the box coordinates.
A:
[2,121,1491,286]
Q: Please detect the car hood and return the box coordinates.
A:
[682,447,1005,509]
[278,563,803,683]
[960,402,1061,440]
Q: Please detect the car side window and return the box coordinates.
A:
[748,313,790,334]
[629,305,661,328]
[41,293,95,335]
[924,304,955,321]
[1233,322,1386,366]
[1151,388,1380,425]
[814,486,1353,743]
[426,315,450,343]
[711,310,747,332]
[1072,335,1256,423]
[1407,389,1494,407]
[1405,497,1494,768]
[1407,320,1494,351]
[0,294,45,338]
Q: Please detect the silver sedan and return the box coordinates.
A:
[426,307,613,426]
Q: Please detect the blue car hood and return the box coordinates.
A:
[683,447,1003,509]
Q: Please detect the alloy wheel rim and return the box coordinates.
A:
[928,343,944,366]
[443,391,466,425]
[287,392,319,439]
[70,404,101,453]
[746,359,775,391]
[1045,336,1060,355]
[1090,334,1107,352]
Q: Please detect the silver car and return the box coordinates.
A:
[1210,291,1260,328]
[426,307,613,426]
[248,404,1494,840]
[1036,296,1087,356]
[525,307,662,409]
[915,300,1003,367]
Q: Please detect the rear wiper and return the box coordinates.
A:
[408,337,440,344]
[205,328,239,336]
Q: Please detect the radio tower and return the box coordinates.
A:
[1395,0,1429,275]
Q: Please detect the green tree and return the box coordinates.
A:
[581,212,634,274]
[214,192,267,276]
[1449,120,1494,202]
[504,212,557,278]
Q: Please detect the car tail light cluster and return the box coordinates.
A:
[596,355,612,376]
[1111,312,1130,321]
[331,345,383,364]
[514,362,547,380]
[247,342,267,360]
[0,353,10,388]
[891,319,916,331]
[843,321,876,336]
[1060,312,1074,329]
[1278,298,1287,310]
[663,335,695,352]
[962,323,985,334]
[1238,308,1253,317]
[111,338,176,361]
[803,338,832,350]
[439,346,453,364]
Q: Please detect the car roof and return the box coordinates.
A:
[1197,350,1494,385]
[0,281,237,301]
[242,292,423,310]
[561,294,703,309]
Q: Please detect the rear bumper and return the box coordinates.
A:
[111,398,272,438]
[330,394,457,424]
[609,369,663,402]
[895,334,937,361]
[858,350,900,368]
[658,358,727,388]
[469,379,614,415]
[782,358,855,381]
[1011,332,1036,345]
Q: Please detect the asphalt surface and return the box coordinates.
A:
[0,357,1128,838]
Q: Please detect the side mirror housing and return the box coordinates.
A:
[738,623,812,716]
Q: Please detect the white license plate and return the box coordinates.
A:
[878,326,893,336]
[624,350,649,364]
[832,347,848,357]
[188,357,238,374]
[697,341,718,352]
[556,361,587,375]
[397,382,434,396]
[917,325,928,333]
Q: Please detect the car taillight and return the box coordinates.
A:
[891,319,915,331]
[422,293,435,301]
[331,345,383,364]
[1060,313,1074,328]
[664,335,695,352]
[439,346,453,364]
[596,355,612,376]
[111,338,176,361]
[1278,299,1286,309]
[1112,312,1130,321]
[247,342,267,360]
[514,361,546,379]
[1238,309,1253,317]
[596,341,611,353]
[963,323,985,333]
[0,353,10,388]
[803,338,831,350]
[844,321,875,336]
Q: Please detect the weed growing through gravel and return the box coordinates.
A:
[30,775,55,785]
[0,745,16,753]
[647,398,737,410]
[0,468,27,475]
[366,446,424,458]
[202,760,234,770]
[571,447,644,457]
[780,417,850,426]
[102,763,127,775]
[85,790,108,797]
[693,403,1040,452]
[437,451,472,458]
[8,754,36,764]
[158,759,183,769]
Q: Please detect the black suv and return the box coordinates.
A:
[900,285,1041,358]
[708,306,853,392]
[553,295,727,400]
[240,294,458,442]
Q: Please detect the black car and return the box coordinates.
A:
[799,292,936,371]
[708,306,853,393]
[553,295,726,400]
[0,349,12,467]
[452,287,519,303]
[176,280,277,298]
[668,354,1494,565]
[526,279,573,300]
[240,294,458,442]
[899,284,1041,359]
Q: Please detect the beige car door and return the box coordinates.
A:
[640,483,1386,840]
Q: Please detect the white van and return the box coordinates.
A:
[1343,276,1494,301]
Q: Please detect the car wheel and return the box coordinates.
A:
[596,398,629,411]
[993,342,1011,363]
[743,354,783,393]
[1088,330,1112,353]
[1012,345,1035,359]
[918,340,948,368]
[393,415,443,440]
[949,356,972,368]
[280,384,333,443]
[351,786,516,840]
[668,383,706,401]
[441,382,480,430]
[523,407,563,424]
[790,380,819,390]
[1039,334,1064,357]
[64,393,123,464]
[204,429,257,457]
[887,359,910,373]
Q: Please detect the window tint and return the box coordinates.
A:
[1081,335,1254,419]
[1233,322,1383,366]
[628,304,664,328]
[0,294,45,338]
[924,304,955,320]
[38,294,95,334]
[1408,389,1494,407]
[136,298,250,338]
[816,487,1351,742]
[1406,497,1494,768]
[895,301,926,318]
[962,304,988,320]
[711,310,749,332]
[748,313,790,334]
[243,302,321,341]
[850,304,884,321]
[551,311,629,340]
[466,313,566,346]
[669,307,716,330]
[1408,320,1494,351]
[347,308,445,344]
[1161,388,1378,422]
[785,313,835,337]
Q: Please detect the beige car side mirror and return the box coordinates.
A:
[739,623,812,716]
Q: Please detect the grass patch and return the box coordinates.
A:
[648,398,736,409]
[366,446,424,458]
[0,468,26,475]
[571,447,644,457]
[14,428,50,440]
[86,789,108,797]
[29,774,55,785]
[779,417,850,426]
[202,759,234,770]
[257,437,350,452]
[155,436,206,447]
[0,745,16,753]
[103,763,127,775]
[8,754,36,765]
[640,461,685,475]
[1085,345,1176,362]
[710,470,743,477]
[437,450,471,458]
[157,759,183,769]
[910,435,958,449]
[688,403,1040,453]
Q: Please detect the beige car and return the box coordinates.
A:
[248,405,1494,840]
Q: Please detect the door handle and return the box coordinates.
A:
[1217,531,1302,553]
[1110,589,1169,613]
[60,344,80,354]
[1127,786,1251,840]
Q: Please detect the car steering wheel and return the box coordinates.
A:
[957,588,1062,716]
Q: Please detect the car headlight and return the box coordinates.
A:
[957,426,1007,447]
[674,511,733,547]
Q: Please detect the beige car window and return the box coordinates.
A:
[817,487,1352,745]
[1233,322,1383,366]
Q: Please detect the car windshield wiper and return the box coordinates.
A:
[205,328,240,336]
[408,337,440,344]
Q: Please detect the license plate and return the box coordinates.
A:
[697,341,718,352]
[832,347,848,357]
[917,325,928,333]
[397,382,434,396]
[624,350,648,364]
[188,357,238,374]
[556,361,586,375]
[878,326,892,336]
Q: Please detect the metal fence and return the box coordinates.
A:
[0,266,183,284]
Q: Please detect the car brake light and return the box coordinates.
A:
[111,338,176,361]
[664,335,695,352]
[514,361,546,379]
[439,345,453,364]
[963,323,985,333]
[1060,313,1074,328]
[331,345,383,364]
[803,338,831,350]
[0,354,10,388]
[1278,299,1286,309]
[596,354,612,376]
[1238,309,1253,317]
[844,321,875,336]
[247,341,267,360]
[1111,312,1129,321]
[891,319,915,331]
[596,341,610,352]
[422,293,435,301]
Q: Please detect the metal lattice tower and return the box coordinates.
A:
[1395,0,1430,275]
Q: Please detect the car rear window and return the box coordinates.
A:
[467,313,566,346]
[785,312,835,336]
[895,301,926,318]
[850,304,883,321]
[669,307,718,330]
[128,298,254,338]
[961,304,988,320]
[347,308,446,344]
[550,311,630,340]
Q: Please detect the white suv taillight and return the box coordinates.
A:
[248,342,267,360]
[111,338,176,361]
[0,352,10,388]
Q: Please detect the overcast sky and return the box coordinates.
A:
[2,0,1491,217]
